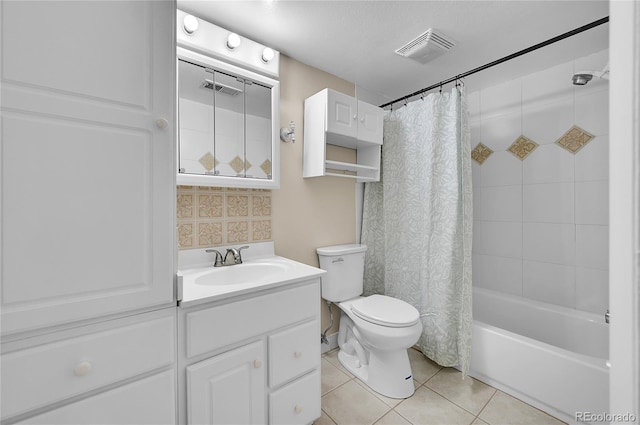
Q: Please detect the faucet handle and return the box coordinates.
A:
[205,249,224,267]
[235,245,249,264]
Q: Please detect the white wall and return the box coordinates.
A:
[470,49,609,315]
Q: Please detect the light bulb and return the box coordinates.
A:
[262,47,275,63]
[183,15,198,35]
[227,33,241,50]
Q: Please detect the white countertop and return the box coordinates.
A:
[177,243,325,307]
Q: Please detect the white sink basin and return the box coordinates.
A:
[194,262,289,286]
[178,255,326,306]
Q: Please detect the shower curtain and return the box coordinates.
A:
[361,87,473,374]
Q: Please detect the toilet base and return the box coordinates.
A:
[338,348,416,399]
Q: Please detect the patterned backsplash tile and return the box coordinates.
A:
[555,125,595,154]
[177,186,272,249]
[508,135,539,161]
[471,143,494,164]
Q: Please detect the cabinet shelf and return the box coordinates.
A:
[324,160,379,182]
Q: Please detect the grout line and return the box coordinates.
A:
[475,389,499,423]
[320,407,339,425]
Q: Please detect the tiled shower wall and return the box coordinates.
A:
[177,186,272,249]
[469,49,609,315]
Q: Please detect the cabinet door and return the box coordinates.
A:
[357,100,384,144]
[187,341,265,425]
[326,89,358,138]
[0,1,175,335]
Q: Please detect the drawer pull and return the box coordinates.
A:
[73,361,92,377]
[253,359,262,369]
[294,351,302,358]
[294,405,303,414]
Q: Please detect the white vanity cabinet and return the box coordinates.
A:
[303,88,384,182]
[0,308,177,425]
[0,0,176,336]
[178,279,322,425]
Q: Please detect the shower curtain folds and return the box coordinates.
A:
[361,87,473,374]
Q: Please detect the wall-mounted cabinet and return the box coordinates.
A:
[176,10,280,189]
[303,89,384,182]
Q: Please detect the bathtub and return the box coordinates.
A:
[469,287,609,424]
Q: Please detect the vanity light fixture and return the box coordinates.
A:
[226,32,241,50]
[262,47,275,63]
[280,121,295,143]
[183,14,199,35]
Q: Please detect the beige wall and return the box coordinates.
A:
[273,55,357,336]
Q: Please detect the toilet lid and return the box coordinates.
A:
[350,295,420,328]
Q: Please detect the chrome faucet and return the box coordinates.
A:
[205,249,224,267]
[223,246,249,265]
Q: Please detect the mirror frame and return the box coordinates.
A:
[176,46,280,189]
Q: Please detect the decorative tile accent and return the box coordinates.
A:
[177,223,194,248]
[555,125,595,154]
[199,152,217,171]
[198,194,223,218]
[227,195,249,217]
[252,195,271,217]
[245,159,252,171]
[177,187,272,249]
[471,143,494,165]
[227,221,249,243]
[261,159,272,176]
[198,222,223,246]
[508,135,538,160]
[230,156,245,174]
[252,220,271,240]
[177,194,194,219]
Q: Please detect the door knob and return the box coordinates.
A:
[155,118,169,129]
[253,359,262,368]
[294,405,303,414]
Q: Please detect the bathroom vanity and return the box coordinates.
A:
[176,244,325,424]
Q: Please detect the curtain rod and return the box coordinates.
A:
[379,16,609,109]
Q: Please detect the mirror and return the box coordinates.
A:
[177,49,279,188]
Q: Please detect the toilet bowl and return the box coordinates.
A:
[317,244,423,399]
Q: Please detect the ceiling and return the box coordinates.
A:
[177,1,609,107]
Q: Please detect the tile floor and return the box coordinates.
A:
[317,348,566,425]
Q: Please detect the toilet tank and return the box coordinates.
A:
[316,244,368,302]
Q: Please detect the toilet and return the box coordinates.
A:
[317,244,422,399]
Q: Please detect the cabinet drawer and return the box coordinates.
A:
[269,320,319,388]
[185,280,319,358]
[20,369,176,425]
[1,312,176,420]
[269,369,320,425]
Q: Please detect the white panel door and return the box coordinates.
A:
[187,341,265,425]
[326,89,358,138]
[0,1,176,335]
[357,100,384,145]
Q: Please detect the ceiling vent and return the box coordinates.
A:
[395,29,456,64]
[202,79,243,96]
